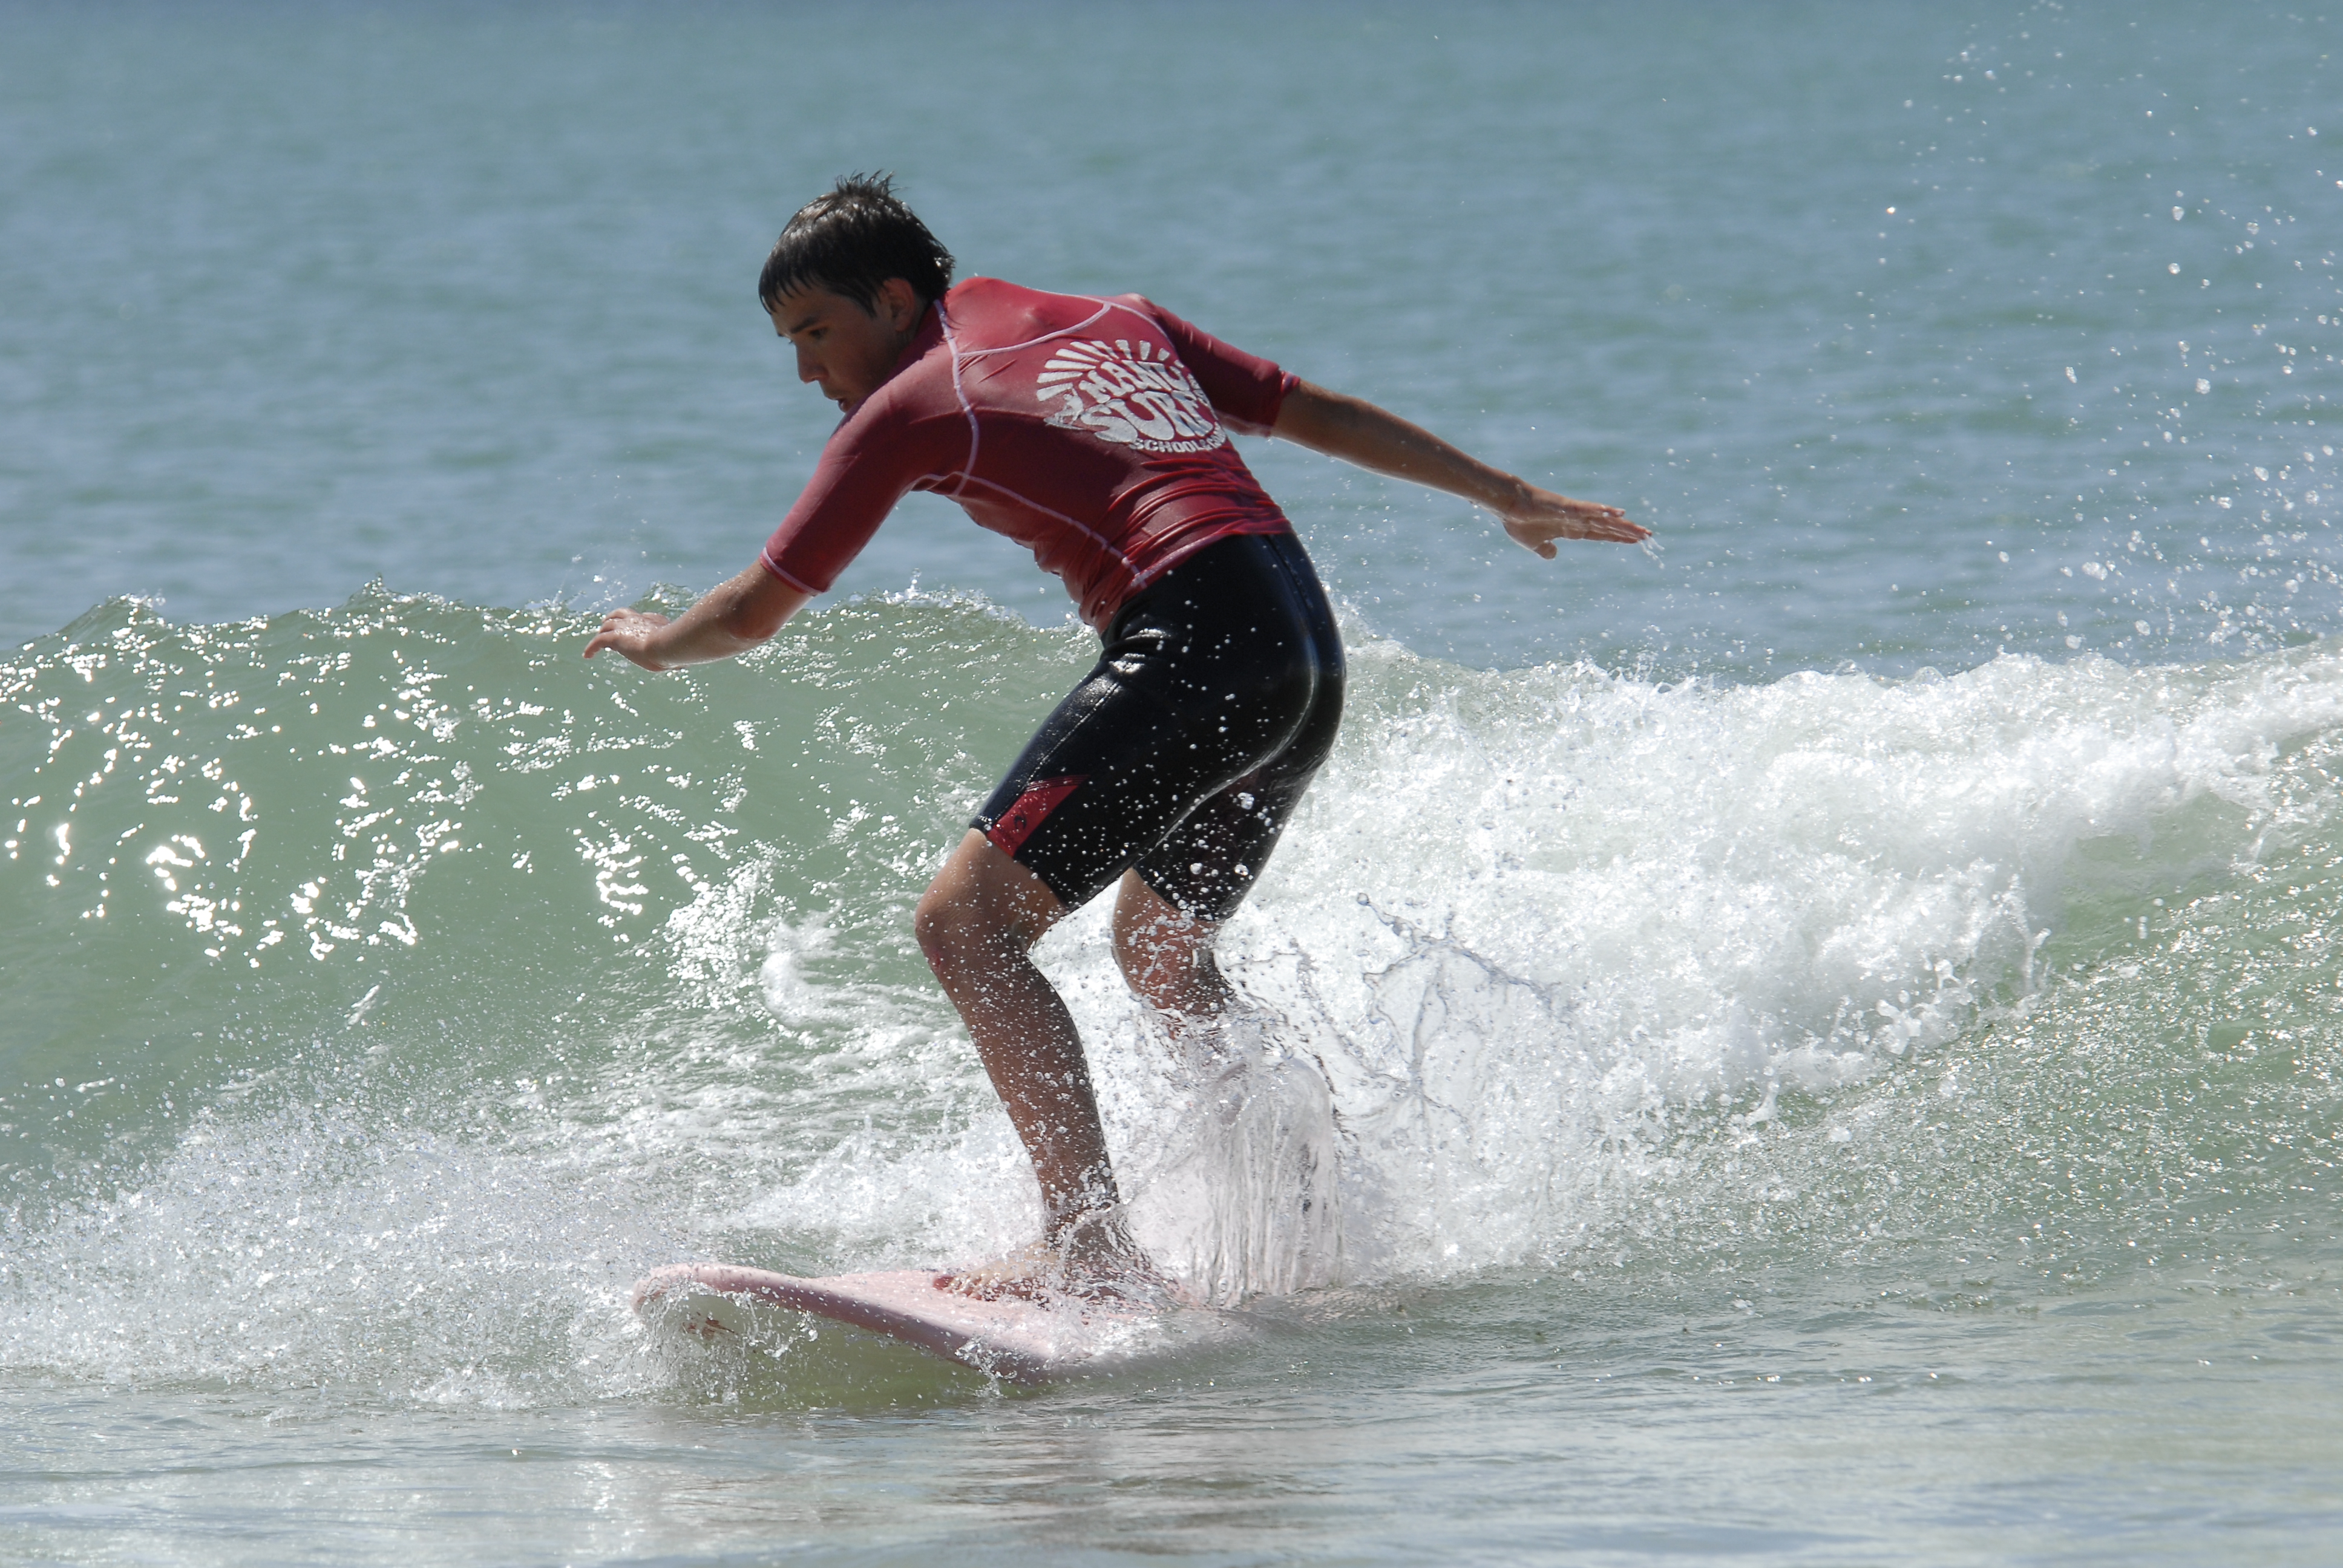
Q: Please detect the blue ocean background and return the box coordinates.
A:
[4,2,2341,1563]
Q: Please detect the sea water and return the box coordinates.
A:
[3,2,2341,1562]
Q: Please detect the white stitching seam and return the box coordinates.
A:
[938,302,980,498]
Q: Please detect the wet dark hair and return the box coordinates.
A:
[757,172,955,315]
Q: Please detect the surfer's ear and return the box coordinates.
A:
[873,276,924,333]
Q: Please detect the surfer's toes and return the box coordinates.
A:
[934,1240,1061,1302]
[932,1269,1013,1301]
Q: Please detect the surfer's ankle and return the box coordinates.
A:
[1054,1206,1175,1294]
[935,1238,1058,1299]
[1046,1198,1124,1254]
[1039,1181,1124,1262]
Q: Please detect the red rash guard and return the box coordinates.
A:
[759,278,1299,630]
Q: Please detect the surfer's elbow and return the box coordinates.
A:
[721,603,786,648]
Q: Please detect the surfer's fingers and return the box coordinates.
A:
[1559,503,1638,532]
[1512,491,1636,530]
[1506,504,1648,552]
[583,623,634,659]
[583,608,669,660]
[1556,505,1650,544]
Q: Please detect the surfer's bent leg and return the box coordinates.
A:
[1110,875,1234,1021]
[926,532,1345,1279]
[913,836,1121,1240]
[1108,532,1345,1021]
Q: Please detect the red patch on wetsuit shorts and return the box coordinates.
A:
[985,775,1087,859]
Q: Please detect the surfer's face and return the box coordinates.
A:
[770,280,923,413]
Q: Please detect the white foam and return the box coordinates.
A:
[729,642,2343,1293]
[0,1102,679,1398]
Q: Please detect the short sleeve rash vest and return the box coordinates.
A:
[759,278,1300,630]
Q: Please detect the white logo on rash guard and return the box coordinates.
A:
[1034,338,1228,454]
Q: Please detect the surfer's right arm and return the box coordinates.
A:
[582,564,810,670]
[588,397,919,672]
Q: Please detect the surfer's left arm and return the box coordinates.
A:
[1270,379,1650,556]
[583,564,810,670]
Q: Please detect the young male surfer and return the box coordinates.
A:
[585,175,1649,1295]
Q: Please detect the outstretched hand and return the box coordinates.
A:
[582,607,675,670]
[1499,484,1651,557]
[578,567,810,673]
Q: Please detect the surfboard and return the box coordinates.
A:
[631,1262,1247,1385]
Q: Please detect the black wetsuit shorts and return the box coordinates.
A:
[973,531,1346,923]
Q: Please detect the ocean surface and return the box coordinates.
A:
[4,1,2341,1562]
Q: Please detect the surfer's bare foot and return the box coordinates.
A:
[936,1212,1181,1306]
[935,1238,1063,1302]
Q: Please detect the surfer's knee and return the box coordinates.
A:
[916,830,1064,972]
[911,882,969,965]
[913,880,1011,973]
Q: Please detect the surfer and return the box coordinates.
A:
[585,174,1648,1296]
